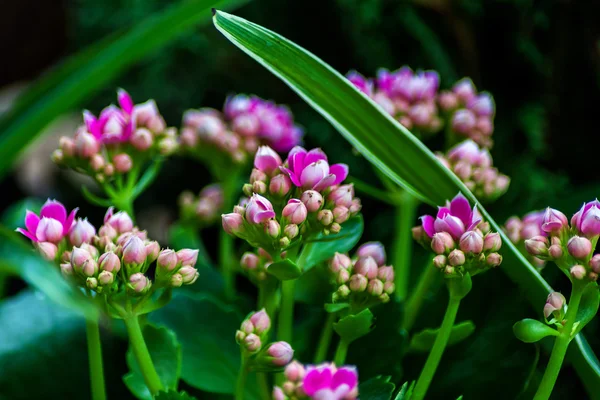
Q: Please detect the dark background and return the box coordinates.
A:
[2,0,600,398]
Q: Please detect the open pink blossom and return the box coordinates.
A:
[303,363,358,400]
[281,147,349,191]
[17,199,78,243]
[245,194,276,224]
[571,200,600,236]
[421,193,482,240]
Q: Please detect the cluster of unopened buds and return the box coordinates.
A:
[524,201,600,282]
[52,89,178,183]
[329,242,395,309]
[178,183,224,226]
[240,248,279,284]
[235,309,294,370]
[180,94,303,165]
[17,201,199,296]
[273,361,359,400]
[504,210,546,269]
[413,193,503,277]
[348,67,442,136]
[222,146,361,252]
[438,78,495,148]
[437,140,509,201]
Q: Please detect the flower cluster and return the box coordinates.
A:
[52,89,177,183]
[438,78,495,148]
[504,210,546,269]
[18,202,199,295]
[348,67,442,136]
[413,193,503,277]
[240,248,278,284]
[273,361,359,400]
[524,201,600,281]
[329,242,395,310]
[178,184,224,226]
[181,94,303,166]
[544,292,566,326]
[235,309,294,369]
[222,146,361,253]
[437,140,510,201]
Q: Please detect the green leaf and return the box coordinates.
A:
[358,376,395,400]
[574,282,600,336]
[267,259,303,280]
[299,216,364,271]
[211,10,600,387]
[333,308,374,343]
[154,390,198,400]
[0,0,248,180]
[149,292,259,399]
[409,320,476,352]
[0,227,97,319]
[394,381,415,400]
[124,324,182,400]
[513,319,559,343]
[324,303,349,313]
[132,158,165,199]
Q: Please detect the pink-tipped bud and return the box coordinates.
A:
[284,360,305,381]
[486,253,502,267]
[36,217,64,243]
[131,128,153,151]
[452,109,476,134]
[122,236,147,268]
[453,161,472,181]
[349,274,368,292]
[336,285,351,298]
[383,281,395,295]
[86,277,98,290]
[301,190,324,212]
[89,154,105,171]
[250,168,268,184]
[36,242,58,261]
[254,146,282,175]
[59,136,75,157]
[547,244,563,259]
[158,137,178,155]
[328,184,355,208]
[179,266,199,284]
[240,320,254,335]
[99,223,118,240]
[105,208,134,233]
[71,247,93,272]
[129,273,151,293]
[98,251,121,273]
[244,333,262,353]
[483,232,502,252]
[377,266,394,282]
[570,265,587,280]
[448,249,466,266]
[317,210,333,226]
[544,292,566,319]
[433,255,447,269]
[98,270,114,286]
[332,206,350,224]
[265,220,281,238]
[283,199,308,225]
[69,218,96,247]
[284,224,299,240]
[113,153,133,173]
[222,213,245,235]
[75,132,100,158]
[525,236,549,257]
[336,269,350,285]
[176,249,199,267]
[590,254,600,273]
[438,92,459,110]
[81,243,99,259]
[431,232,455,255]
[253,181,267,195]
[241,252,260,270]
[273,387,285,400]
[459,231,484,254]
[412,226,426,242]
[250,309,271,334]
[171,273,183,287]
[265,341,294,366]
[354,256,378,279]
[541,207,569,234]
[60,262,73,277]
[269,174,292,197]
[349,199,362,214]
[145,241,160,263]
[329,252,352,273]
[567,236,592,259]
[158,249,179,271]
[367,279,384,297]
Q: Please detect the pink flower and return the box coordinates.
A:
[303,364,358,400]
[420,193,481,240]
[254,146,283,175]
[541,207,569,234]
[447,140,491,167]
[571,200,600,237]
[17,199,78,243]
[346,71,373,96]
[245,194,276,224]
[281,147,349,191]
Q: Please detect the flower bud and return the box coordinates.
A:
[99,251,121,273]
[330,223,341,234]
[265,220,281,238]
[544,292,566,319]
[158,137,178,155]
[570,265,587,280]
[99,223,118,240]
[301,190,324,212]
[98,270,114,286]
[157,249,179,271]
[412,225,426,242]
[349,274,368,292]
[328,184,355,207]
[356,242,386,266]
[122,236,147,270]
[129,273,151,293]
[284,224,299,239]
[269,174,292,197]
[170,273,183,287]
[36,242,58,261]
[131,128,153,151]
[75,132,100,158]
[86,277,98,290]
[483,232,502,252]
[377,266,394,282]
[36,217,64,243]
[590,254,600,273]
[264,341,294,366]
[332,206,350,224]
[113,153,133,173]
[448,249,466,266]
[105,208,134,233]
[336,284,351,298]
[243,333,262,353]
[431,232,455,255]
[177,249,199,267]
[250,309,271,334]
[222,213,245,235]
[283,199,308,225]
[252,181,267,194]
[241,252,260,270]
[60,262,73,277]
[336,269,350,285]
[59,136,75,156]
[68,218,96,247]
[254,146,282,175]
[179,266,199,284]
[459,231,484,254]
[273,387,285,400]
[284,360,305,381]
[354,256,378,279]
[541,207,569,234]
[567,236,592,259]
[486,253,502,267]
[71,247,94,273]
[317,210,333,226]
[250,168,268,184]
[349,199,362,214]
[89,154,105,171]
[329,252,352,273]
[525,236,549,257]
[145,241,160,263]
[452,109,476,133]
[433,255,446,269]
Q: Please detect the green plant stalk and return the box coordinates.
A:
[412,275,471,400]
[401,261,438,332]
[533,281,586,400]
[258,280,279,323]
[333,337,350,365]
[277,280,296,343]
[85,318,107,400]
[257,372,270,400]
[236,354,249,400]
[123,315,164,395]
[314,313,336,363]
[393,190,419,301]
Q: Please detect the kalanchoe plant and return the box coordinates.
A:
[178,183,224,227]
[504,210,547,269]
[436,140,510,201]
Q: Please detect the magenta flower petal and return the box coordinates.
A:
[421,215,435,238]
[40,200,67,225]
[24,210,40,234]
[329,164,349,185]
[117,88,135,115]
[449,193,471,227]
[303,368,333,396]
[436,207,451,219]
[435,215,465,239]
[304,148,328,165]
[313,174,337,191]
[280,167,302,187]
[300,161,329,189]
[83,110,97,135]
[287,146,307,173]
[468,205,483,230]
[64,207,79,235]
[16,227,38,242]
[254,210,276,223]
[331,367,358,391]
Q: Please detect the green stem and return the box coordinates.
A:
[401,261,438,332]
[412,275,471,400]
[257,372,270,400]
[86,318,107,400]
[533,282,586,400]
[333,337,350,365]
[277,280,296,343]
[236,355,248,400]
[259,280,279,321]
[393,190,419,301]
[314,313,336,363]
[123,315,164,395]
